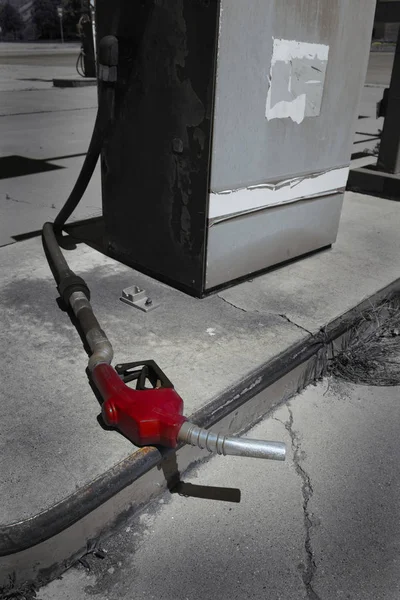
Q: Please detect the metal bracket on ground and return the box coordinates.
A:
[120,285,159,312]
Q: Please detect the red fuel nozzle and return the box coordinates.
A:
[92,362,186,448]
[92,360,286,462]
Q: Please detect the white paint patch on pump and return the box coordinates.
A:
[209,166,349,221]
[266,38,329,124]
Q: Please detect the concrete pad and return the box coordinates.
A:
[0,105,98,246]
[0,107,96,159]
[0,157,101,246]
[219,192,400,334]
[0,87,97,116]
[0,65,83,92]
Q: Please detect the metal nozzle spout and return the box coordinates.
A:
[177,422,286,461]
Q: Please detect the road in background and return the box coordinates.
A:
[0,42,80,66]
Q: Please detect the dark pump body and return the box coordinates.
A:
[97,0,220,296]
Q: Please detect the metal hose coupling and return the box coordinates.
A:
[177,422,286,461]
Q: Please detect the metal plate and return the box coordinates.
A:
[120,285,159,312]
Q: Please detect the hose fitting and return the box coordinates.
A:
[58,273,91,304]
[69,291,114,370]
[87,330,114,371]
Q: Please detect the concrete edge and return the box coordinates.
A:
[2,276,400,562]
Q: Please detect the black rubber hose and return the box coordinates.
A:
[53,84,114,231]
[42,221,91,305]
[42,85,114,287]
[76,50,85,77]
[42,79,115,306]
[43,39,117,306]
[42,221,74,284]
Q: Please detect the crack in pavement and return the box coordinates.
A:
[217,295,248,313]
[278,314,314,336]
[282,406,321,600]
[218,295,315,337]
[4,193,30,204]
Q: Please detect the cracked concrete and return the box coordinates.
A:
[290,381,400,600]
[218,293,249,313]
[278,315,314,337]
[38,378,400,600]
[218,292,317,336]
[281,406,319,600]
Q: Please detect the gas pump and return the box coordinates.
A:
[76,14,96,78]
[43,0,375,462]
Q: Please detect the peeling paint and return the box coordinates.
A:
[209,166,348,221]
[266,38,329,124]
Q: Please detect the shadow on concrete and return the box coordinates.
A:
[160,452,241,504]
[0,152,88,180]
